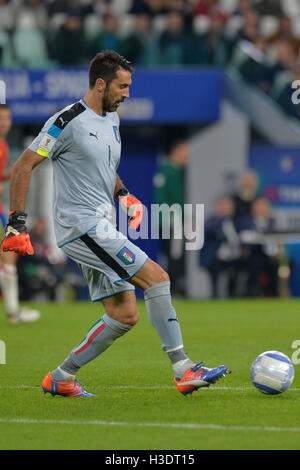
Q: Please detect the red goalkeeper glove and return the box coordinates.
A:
[2,211,34,255]
[116,189,143,230]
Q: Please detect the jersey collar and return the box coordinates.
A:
[80,99,107,118]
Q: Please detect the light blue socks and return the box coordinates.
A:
[144,281,194,378]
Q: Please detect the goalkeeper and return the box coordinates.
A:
[2,50,229,397]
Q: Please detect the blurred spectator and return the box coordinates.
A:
[237,197,279,297]
[18,218,86,302]
[237,36,275,92]
[0,20,15,67]
[253,39,298,110]
[130,0,166,16]
[200,196,241,298]
[14,0,49,30]
[158,10,190,65]
[0,0,17,32]
[89,12,122,58]
[75,0,110,18]
[231,170,259,223]
[270,64,300,119]
[12,8,53,68]
[47,0,87,17]
[191,11,233,65]
[165,0,194,30]
[153,139,190,297]
[267,14,300,55]
[234,10,259,43]
[0,104,40,324]
[17,217,59,301]
[165,0,188,10]
[120,13,160,66]
[193,0,227,21]
[89,0,110,16]
[50,9,89,65]
[254,0,283,17]
[271,39,298,75]
[233,0,253,17]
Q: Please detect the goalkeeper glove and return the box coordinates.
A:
[116,188,143,230]
[2,211,34,255]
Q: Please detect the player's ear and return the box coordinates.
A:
[95,77,106,93]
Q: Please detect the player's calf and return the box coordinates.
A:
[131,259,194,378]
[131,259,231,392]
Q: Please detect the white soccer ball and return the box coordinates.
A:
[250,350,295,395]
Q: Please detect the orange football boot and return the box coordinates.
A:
[41,372,95,397]
[174,362,230,396]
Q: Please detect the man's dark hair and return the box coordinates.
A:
[168,138,187,155]
[0,104,10,111]
[89,50,134,88]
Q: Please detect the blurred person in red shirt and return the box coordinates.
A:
[193,0,227,21]
[0,104,40,324]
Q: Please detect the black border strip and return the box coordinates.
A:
[53,102,86,130]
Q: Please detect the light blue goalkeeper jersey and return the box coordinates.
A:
[28,99,121,247]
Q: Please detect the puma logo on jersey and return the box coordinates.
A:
[89,132,99,140]
[59,117,67,127]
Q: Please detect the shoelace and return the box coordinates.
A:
[74,379,84,390]
[191,361,205,372]
[74,379,95,397]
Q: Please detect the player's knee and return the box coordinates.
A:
[145,266,170,289]
[123,305,139,326]
[132,258,170,290]
[114,304,139,326]
[153,265,170,285]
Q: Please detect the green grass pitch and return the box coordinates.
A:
[0,298,299,450]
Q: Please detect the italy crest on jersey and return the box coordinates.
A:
[113,125,121,144]
[117,246,136,265]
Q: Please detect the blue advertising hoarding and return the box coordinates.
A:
[249,144,300,296]
[249,144,300,210]
[0,67,223,124]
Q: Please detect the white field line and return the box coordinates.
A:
[0,384,299,391]
[0,417,300,433]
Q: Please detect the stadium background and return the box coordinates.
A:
[1,0,300,300]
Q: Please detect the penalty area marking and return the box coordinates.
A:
[0,417,300,433]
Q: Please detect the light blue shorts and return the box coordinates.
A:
[61,224,148,301]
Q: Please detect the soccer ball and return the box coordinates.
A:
[250,350,294,395]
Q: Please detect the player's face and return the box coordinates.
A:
[103,69,132,113]
[0,108,12,138]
